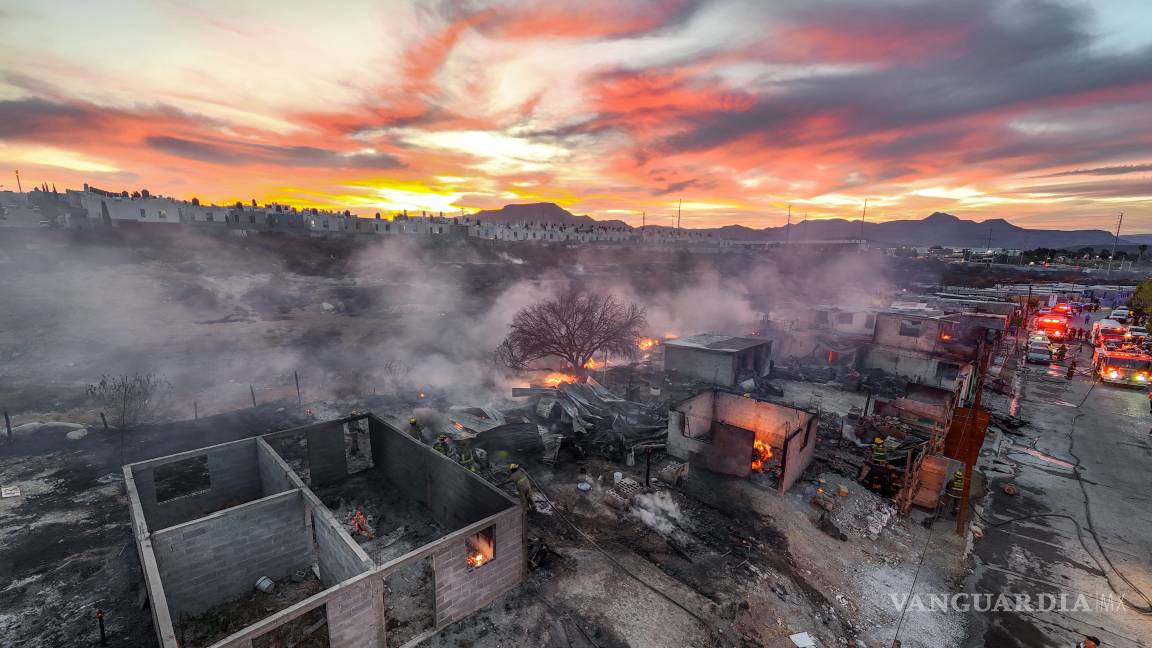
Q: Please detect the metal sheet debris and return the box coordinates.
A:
[1,486,21,498]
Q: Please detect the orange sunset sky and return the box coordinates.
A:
[1,0,1150,230]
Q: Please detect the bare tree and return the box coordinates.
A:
[496,291,646,371]
[86,373,171,429]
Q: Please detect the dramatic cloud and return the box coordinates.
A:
[1,0,1150,227]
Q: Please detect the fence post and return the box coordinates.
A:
[194,402,198,420]
[4,411,11,443]
[295,371,302,407]
[250,385,257,408]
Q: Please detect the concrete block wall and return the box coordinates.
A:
[151,490,312,620]
[432,507,525,626]
[134,440,262,531]
[369,417,510,532]
[665,347,736,385]
[778,418,817,493]
[715,392,810,443]
[306,422,348,486]
[314,510,371,587]
[325,575,386,648]
[257,439,297,496]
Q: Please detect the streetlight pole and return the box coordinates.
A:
[1107,212,1124,277]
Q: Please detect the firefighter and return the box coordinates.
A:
[432,434,450,454]
[457,439,478,472]
[871,437,887,466]
[408,417,422,440]
[507,463,532,509]
[1066,361,1076,380]
[945,469,965,515]
[1056,344,1067,361]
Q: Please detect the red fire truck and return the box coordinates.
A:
[1035,313,1069,340]
[1093,348,1152,386]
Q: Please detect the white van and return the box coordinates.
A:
[1111,308,1131,323]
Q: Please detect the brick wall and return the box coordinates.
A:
[368,417,511,532]
[152,490,311,620]
[306,422,348,486]
[134,440,262,531]
[325,576,386,648]
[432,507,525,626]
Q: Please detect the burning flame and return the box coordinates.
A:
[544,372,578,386]
[584,358,603,369]
[751,439,773,471]
[638,337,660,351]
[466,552,490,568]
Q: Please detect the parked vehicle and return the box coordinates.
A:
[1093,348,1152,385]
[1036,313,1069,340]
[1026,342,1052,364]
[1127,325,1148,343]
[1092,319,1127,346]
[1110,308,1131,324]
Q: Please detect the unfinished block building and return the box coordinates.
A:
[124,413,525,648]
[667,390,817,493]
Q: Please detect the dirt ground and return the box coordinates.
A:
[0,405,311,647]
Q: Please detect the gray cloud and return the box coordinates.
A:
[661,1,1152,155]
[1009,178,1152,199]
[1036,163,1152,178]
[146,136,405,169]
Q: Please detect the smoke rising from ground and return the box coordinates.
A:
[0,231,895,418]
[630,490,692,544]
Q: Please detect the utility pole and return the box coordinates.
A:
[986,226,993,266]
[1107,212,1124,277]
[641,211,646,243]
[859,198,868,241]
[785,204,792,246]
[14,169,21,193]
[676,198,682,234]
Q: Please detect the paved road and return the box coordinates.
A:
[964,324,1152,647]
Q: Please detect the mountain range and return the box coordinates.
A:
[473,203,1145,249]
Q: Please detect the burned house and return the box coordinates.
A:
[124,413,524,648]
[666,390,817,493]
[863,311,1005,402]
[663,334,772,387]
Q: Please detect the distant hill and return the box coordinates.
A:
[471,203,1136,248]
[472,203,630,229]
[758,212,1124,248]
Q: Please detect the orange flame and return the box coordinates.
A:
[584,358,604,369]
[544,372,578,386]
[466,552,490,568]
[751,439,773,471]
[638,337,660,350]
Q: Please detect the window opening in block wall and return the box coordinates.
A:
[465,525,494,568]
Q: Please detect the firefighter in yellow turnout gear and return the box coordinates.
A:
[945,469,965,516]
[871,437,887,465]
[507,463,532,509]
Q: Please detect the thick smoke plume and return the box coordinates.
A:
[0,231,894,418]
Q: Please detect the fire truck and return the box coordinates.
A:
[1093,348,1152,386]
[1035,313,1069,340]
[1092,318,1128,347]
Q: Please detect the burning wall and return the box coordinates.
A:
[667,390,817,493]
